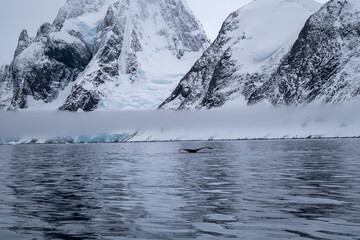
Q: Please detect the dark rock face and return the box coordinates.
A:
[200,49,238,108]
[14,30,32,59]
[0,65,13,109]
[36,22,53,37]
[159,11,243,110]
[249,0,360,105]
[7,26,92,110]
[58,86,102,112]
[159,43,224,110]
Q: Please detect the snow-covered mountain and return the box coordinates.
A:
[0,0,209,111]
[249,0,360,105]
[159,0,322,110]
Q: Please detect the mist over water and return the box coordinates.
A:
[0,104,359,142]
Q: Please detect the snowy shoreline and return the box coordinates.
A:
[1,135,359,146]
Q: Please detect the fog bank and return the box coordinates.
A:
[0,104,359,144]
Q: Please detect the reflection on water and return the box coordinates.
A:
[0,139,360,239]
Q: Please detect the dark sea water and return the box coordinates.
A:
[0,139,359,240]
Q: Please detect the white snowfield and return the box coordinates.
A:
[224,0,321,75]
[98,51,204,110]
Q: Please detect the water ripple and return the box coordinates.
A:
[0,139,359,239]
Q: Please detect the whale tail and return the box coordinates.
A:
[179,147,213,153]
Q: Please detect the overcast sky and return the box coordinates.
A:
[0,0,328,66]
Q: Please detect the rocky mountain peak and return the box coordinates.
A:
[14,30,32,59]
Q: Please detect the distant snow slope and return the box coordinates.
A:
[0,0,209,111]
[160,0,322,110]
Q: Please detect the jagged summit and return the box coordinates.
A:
[159,0,322,110]
[1,0,209,111]
[7,19,92,110]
